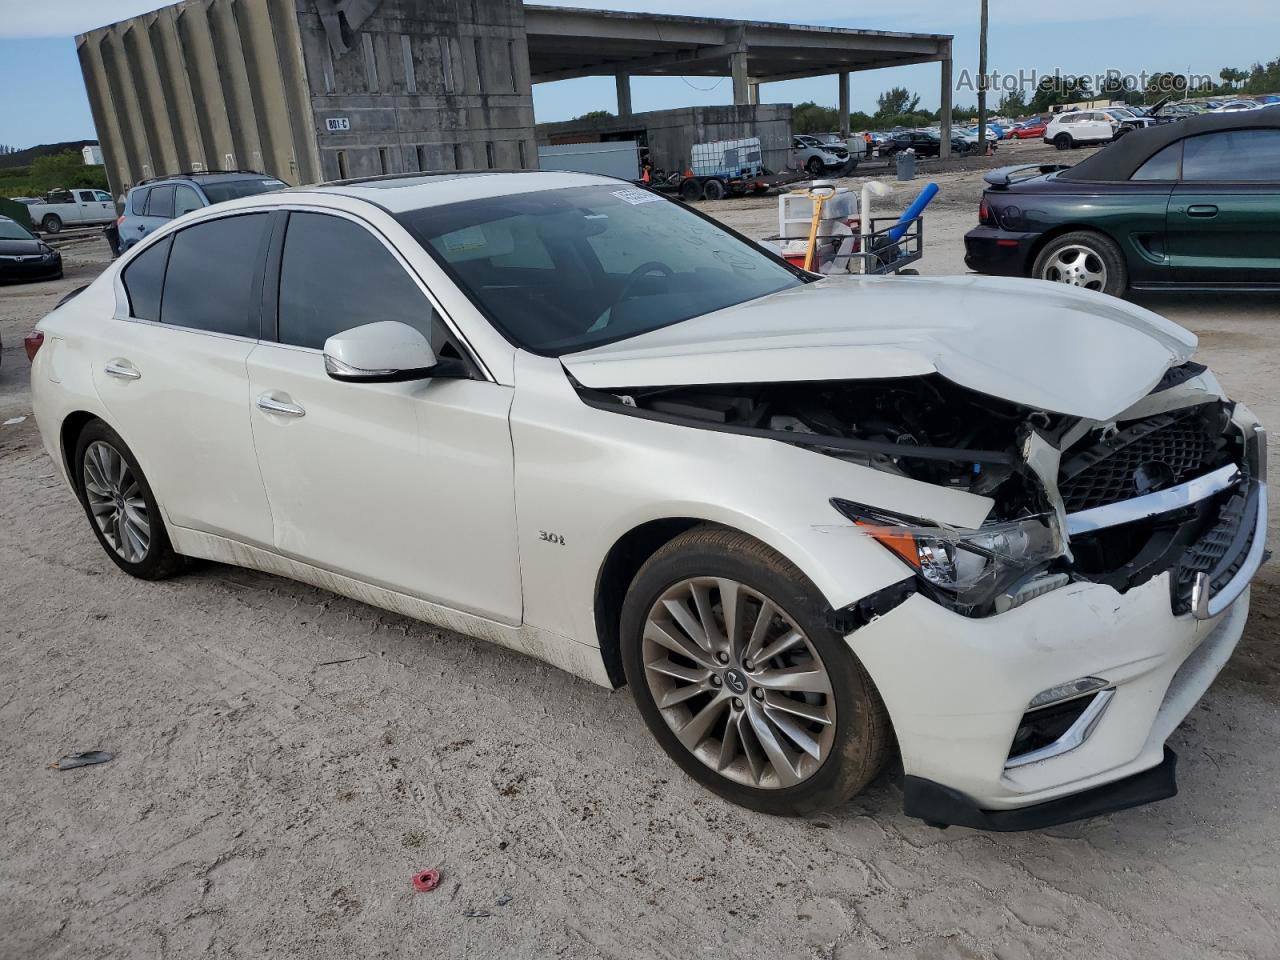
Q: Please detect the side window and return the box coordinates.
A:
[276,212,452,355]
[1131,142,1182,181]
[75,190,93,203]
[148,184,176,220]
[121,235,172,322]
[95,190,113,203]
[1182,130,1280,182]
[174,185,203,217]
[161,214,269,337]
[130,187,151,215]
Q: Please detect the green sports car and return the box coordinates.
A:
[965,109,1280,296]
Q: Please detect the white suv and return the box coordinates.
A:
[1045,111,1117,149]
[28,171,1266,829]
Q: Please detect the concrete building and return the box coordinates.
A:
[77,0,538,197]
[77,1,954,199]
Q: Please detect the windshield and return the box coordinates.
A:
[396,184,804,356]
[200,177,287,204]
[0,219,34,240]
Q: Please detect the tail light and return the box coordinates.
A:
[24,330,44,362]
[116,215,126,226]
[979,197,995,226]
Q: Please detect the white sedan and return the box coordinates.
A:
[29,171,1266,827]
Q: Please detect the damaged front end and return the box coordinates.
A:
[577,363,1266,620]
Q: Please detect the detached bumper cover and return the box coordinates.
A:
[904,747,1178,831]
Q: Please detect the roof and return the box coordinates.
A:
[303,170,620,213]
[523,5,951,83]
[1060,107,1280,181]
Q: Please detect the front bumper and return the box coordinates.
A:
[0,256,61,282]
[963,225,1038,277]
[850,575,1252,828]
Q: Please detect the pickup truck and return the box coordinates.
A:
[21,188,117,234]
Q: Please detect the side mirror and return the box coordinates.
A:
[323,321,440,383]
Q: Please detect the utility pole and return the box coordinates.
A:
[977,0,989,156]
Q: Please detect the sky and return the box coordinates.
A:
[1,0,1277,149]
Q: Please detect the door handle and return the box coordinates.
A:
[1187,204,1219,218]
[104,360,141,380]
[256,393,306,418]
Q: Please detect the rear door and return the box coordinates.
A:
[245,209,521,622]
[92,213,275,545]
[1169,129,1280,284]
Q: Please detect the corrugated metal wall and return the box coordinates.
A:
[77,0,321,201]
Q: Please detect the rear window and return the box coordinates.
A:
[121,236,172,322]
[1182,129,1280,181]
[200,178,287,205]
[130,187,151,215]
[147,184,176,219]
[160,214,269,337]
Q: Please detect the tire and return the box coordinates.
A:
[42,214,63,234]
[620,525,891,816]
[1032,230,1128,297]
[805,156,825,175]
[702,178,727,201]
[74,420,184,580]
[678,178,704,202]
[1053,133,1073,150]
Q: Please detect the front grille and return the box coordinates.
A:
[1059,412,1216,513]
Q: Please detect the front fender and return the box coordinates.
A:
[510,352,991,647]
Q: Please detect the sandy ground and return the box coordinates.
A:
[2,161,1279,959]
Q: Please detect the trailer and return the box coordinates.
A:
[644,136,808,201]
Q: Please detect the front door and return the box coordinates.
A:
[245,209,522,624]
[92,213,276,546]
[1169,128,1280,285]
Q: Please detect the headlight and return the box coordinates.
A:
[831,498,1063,613]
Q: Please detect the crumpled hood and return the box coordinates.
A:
[561,274,1196,420]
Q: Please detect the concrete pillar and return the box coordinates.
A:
[77,36,130,201]
[102,28,154,181]
[154,9,208,171]
[175,1,238,173]
[838,71,850,137]
[730,49,749,105]
[939,49,953,160]
[265,0,321,184]
[127,19,182,176]
[208,0,265,171]
[748,80,760,105]
[615,71,632,117]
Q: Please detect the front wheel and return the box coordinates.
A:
[620,526,891,815]
[702,178,726,201]
[42,214,63,234]
[805,156,825,175]
[1032,230,1128,297]
[74,420,184,579]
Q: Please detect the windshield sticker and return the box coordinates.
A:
[441,225,488,254]
[611,189,659,205]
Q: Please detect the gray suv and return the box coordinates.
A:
[116,171,286,253]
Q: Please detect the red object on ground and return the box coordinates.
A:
[412,869,441,892]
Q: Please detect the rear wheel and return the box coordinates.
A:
[74,420,184,579]
[42,214,63,234]
[1032,230,1128,297]
[702,178,727,201]
[620,526,891,815]
[1053,133,1073,150]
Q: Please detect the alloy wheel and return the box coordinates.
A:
[1042,244,1107,291]
[641,577,837,789]
[83,440,151,563]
